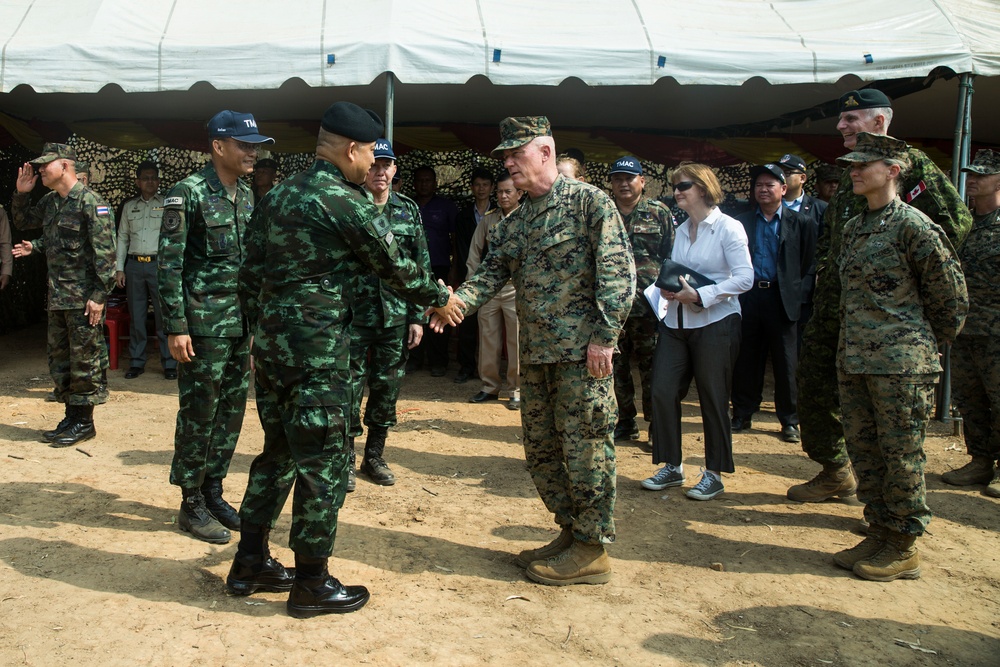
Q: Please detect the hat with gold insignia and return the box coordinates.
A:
[838,89,892,112]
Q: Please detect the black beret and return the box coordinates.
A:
[839,89,892,112]
[321,101,384,142]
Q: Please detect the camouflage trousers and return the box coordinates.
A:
[48,308,108,406]
[521,361,617,544]
[797,272,848,466]
[349,324,407,437]
[951,334,1000,460]
[613,312,657,424]
[838,372,936,536]
[238,360,352,558]
[169,335,250,489]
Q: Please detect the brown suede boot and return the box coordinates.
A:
[832,525,887,570]
[941,456,995,486]
[515,527,573,568]
[853,531,921,581]
[787,462,858,502]
[526,539,612,586]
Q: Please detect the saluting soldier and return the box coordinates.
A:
[228,102,463,617]
[158,110,274,544]
[11,143,116,447]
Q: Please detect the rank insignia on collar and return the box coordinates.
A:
[844,95,859,107]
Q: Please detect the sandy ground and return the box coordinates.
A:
[0,322,998,667]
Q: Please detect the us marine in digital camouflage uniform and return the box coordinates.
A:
[831,133,967,582]
[158,111,274,545]
[348,137,433,489]
[608,156,674,445]
[789,89,973,503]
[228,102,464,618]
[942,149,1000,496]
[435,117,636,586]
[11,143,116,447]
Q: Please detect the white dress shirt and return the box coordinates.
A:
[644,206,753,329]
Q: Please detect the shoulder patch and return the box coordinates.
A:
[96,205,110,216]
[370,213,391,237]
[164,196,184,207]
[163,209,182,232]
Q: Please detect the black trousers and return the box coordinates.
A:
[649,314,741,473]
[731,286,799,426]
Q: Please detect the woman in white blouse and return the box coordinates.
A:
[641,163,753,500]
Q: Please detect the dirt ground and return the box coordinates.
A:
[0,322,997,667]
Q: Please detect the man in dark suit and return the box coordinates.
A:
[777,154,828,349]
[731,164,818,442]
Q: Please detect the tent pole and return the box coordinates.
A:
[385,72,396,143]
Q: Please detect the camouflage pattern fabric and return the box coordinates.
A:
[47,309,109,406]
[521,362,617,544]
[838,372,937,536]
[951,208,1000,460]
[11,183,116,310]
[837,199,967,374]
[349,324,409,436]
[168,334,250,488]
[613,314,657,424]
[798,147,973,466]
[238,360,350,558]
[157,164,253,337]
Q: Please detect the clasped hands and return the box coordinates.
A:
[660,275,700,305]
[428,281,466,332]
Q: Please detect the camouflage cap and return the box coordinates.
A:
[491,117,552,158]
[839,89,892,112]
[836,132,909,166]
[960,149,1000,176]
[30,142,78,165]
[75,160,90,176]
[255,158,279,171]
[813,162,843,182]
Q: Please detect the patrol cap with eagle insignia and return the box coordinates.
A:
[491,117,552,158]
[960,149,1000,176]
[838,89,892,112]
[320,101,384,142]
[836,132,909,165]
[30,142,78,165]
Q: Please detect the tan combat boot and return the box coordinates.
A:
[526,540,612,585]
[515,527,573,568]
[832,525,887,570]
[941,456,995,486]
[787,462,858,502]
[853,531,920,581]
[986,469,1000,498]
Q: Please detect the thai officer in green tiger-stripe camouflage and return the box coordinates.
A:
[158,111,275,545]
[347,138,433,490]
[789,89,973,503]
[941,149,1000,495]
[11,143,116,447]
[831,132,967,581]
[607,156,674,444]
[434,116,636,586]
[227,101,465,618]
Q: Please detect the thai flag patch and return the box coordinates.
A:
[904,180,927,203]
[96,205,110,216]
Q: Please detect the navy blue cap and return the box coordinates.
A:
[609,156,642,176]
[374,138,395,160]
[777,154,807,172]
[321,101,384,142]
[750,163,786,185]
[207,110,274,144]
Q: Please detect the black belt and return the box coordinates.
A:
[129,254,156,262]
[755,280,774,289]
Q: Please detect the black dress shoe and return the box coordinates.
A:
[430,366,447,377]
[781,424,801,443]
[613,420,640,441]
[507,398,521,411]
[731,416,752,432]
[124,367,145,379]
[454,369,472,384]
[164,369,178,380]
[227,553,296,595]
[287,576,370,617]
[469,391,499,403]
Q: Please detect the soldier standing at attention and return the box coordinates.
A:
[831,133,967,581]
[158,111,274,544]
[607,156,674,444]
[942,150,1000,495]
[789,90,972,503]
[347,137,433,490]
[116,161,176,380]
[11,143,116,446]
[228,102,464,617]
[433,117,635,586]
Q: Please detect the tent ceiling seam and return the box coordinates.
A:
[158,0,179,92]
[629,0,655,83]
[1,1,36,93]
[474,0,488,74]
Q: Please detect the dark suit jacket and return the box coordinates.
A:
[736,206,818,322]
[784,195,826,304]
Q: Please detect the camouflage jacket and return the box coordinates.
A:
[11,183,116,310]
[957,208,1000,337]
[239,160,449,369]
[837,198,968,375]
[819,147,972,269]
[455,174,636,364]
[157,164,253,337]
[622,197,674,318]
[352,192,432,328]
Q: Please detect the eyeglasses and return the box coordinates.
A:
[227,139,260,153]
[673,181,696,192]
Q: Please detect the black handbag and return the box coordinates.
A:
[654,259,716,293]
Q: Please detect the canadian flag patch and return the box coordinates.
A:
[904,180,927,203]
